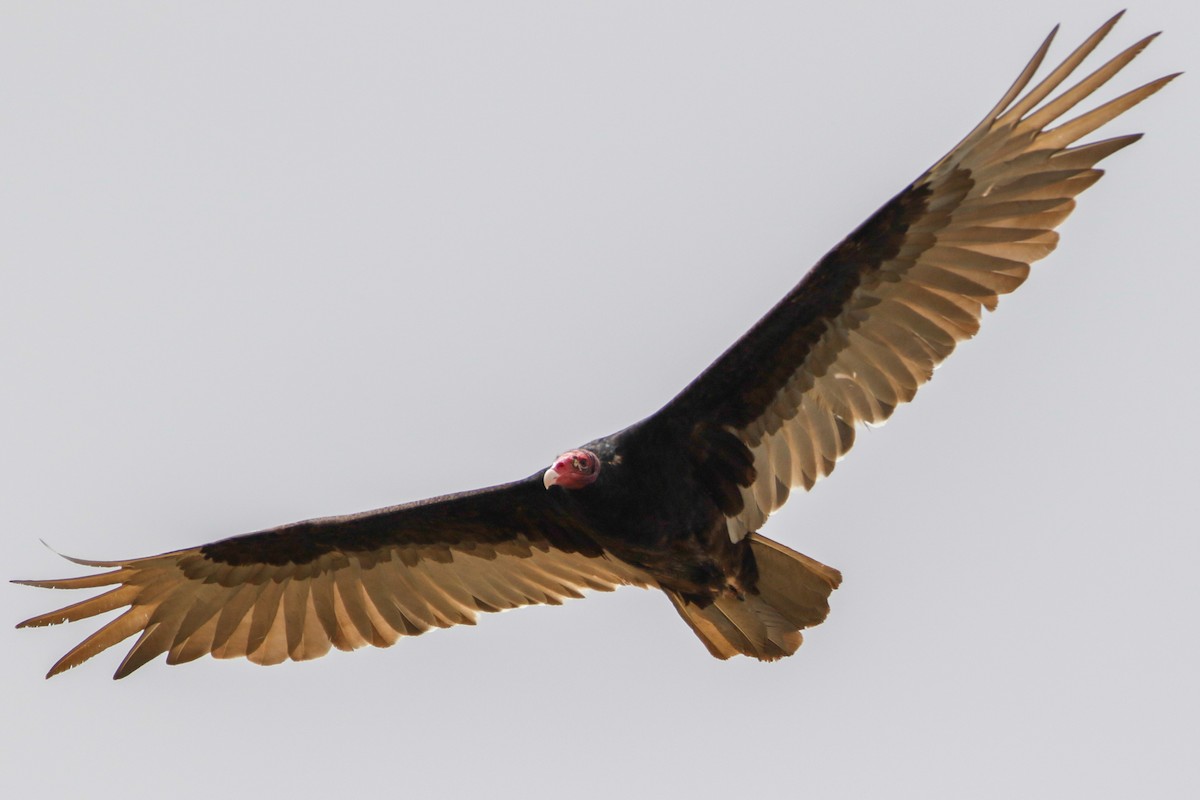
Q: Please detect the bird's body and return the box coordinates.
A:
[17,13,1176,678]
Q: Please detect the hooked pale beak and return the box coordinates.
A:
[543,467,561,489]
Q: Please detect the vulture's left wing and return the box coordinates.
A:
[17,478,653,678]
[651,14,1176,542]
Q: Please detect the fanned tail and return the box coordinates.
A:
[669,533,842,661]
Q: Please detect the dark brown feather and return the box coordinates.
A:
[664,182,935,432]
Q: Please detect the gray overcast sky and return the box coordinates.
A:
[3,2,1197,798]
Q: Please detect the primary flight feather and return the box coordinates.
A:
[17,13,1176,678]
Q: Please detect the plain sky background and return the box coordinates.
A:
[3,2,1197,798]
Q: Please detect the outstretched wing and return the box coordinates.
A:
[653,13,1176,541]
[17,477,653,678]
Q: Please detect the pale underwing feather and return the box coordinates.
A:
[724,15,1173,541]
[16,534,654,677]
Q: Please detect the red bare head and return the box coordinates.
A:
[543,449,600,490]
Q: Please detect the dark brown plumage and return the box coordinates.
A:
[16,13,1176,678]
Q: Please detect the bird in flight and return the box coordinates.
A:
[17,13,1176,679]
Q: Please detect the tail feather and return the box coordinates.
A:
[669,533,841,661]
[748,533,843,628]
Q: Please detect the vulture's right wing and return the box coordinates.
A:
[17,477,653,679]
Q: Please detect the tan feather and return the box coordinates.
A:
[721,16,1174,541]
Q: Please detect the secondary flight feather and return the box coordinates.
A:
[17,14,1176,678]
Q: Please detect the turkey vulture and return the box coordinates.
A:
[17,14,1176,679]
